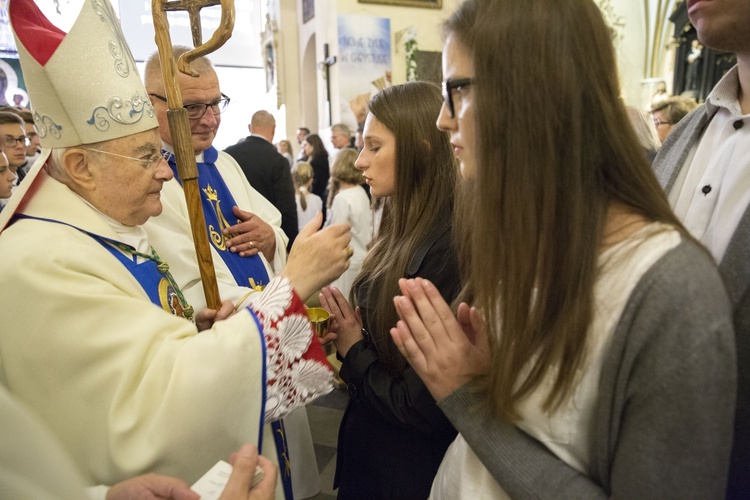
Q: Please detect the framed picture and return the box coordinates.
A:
[358,0,441,8]
[415,50,442,85]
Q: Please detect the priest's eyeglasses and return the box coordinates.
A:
[149,93,231,120]
[2,135,30,148]
[441,78,474,118]
[83,148,167,170]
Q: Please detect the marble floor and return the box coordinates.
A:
[306,386,348,499]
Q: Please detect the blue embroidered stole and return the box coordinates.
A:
[165,147,269,289]
[12,214,193,321]
[166,147,293,499]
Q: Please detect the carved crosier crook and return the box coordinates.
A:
[151,0,236,310]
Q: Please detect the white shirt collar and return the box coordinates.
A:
[80,197,150,254]
[706,65,743,117]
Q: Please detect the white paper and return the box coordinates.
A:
[191,460,232,500]
[191,459,265,499]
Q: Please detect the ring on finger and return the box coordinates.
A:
[346,246,354,259]
[249,241,255,248]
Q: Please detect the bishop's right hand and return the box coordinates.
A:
[281,212,351,301]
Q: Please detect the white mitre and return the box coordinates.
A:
[0,0,158,231]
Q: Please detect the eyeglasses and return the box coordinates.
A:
[83,148,167,171]
[3,135,30,148]
[442,78,474,118]
[150,93,231,120]
[652,117,672,127]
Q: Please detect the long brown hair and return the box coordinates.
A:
[446,0,689,420]
[353,81,457,376]
[303,133,327,160]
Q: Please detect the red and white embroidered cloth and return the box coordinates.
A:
[246,276,334,421]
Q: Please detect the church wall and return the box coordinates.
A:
[276,0,681,143]
[287,0,461,141]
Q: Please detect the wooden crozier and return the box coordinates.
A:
[151,0,236,310]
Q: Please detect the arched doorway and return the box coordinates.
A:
[301,35,319,132]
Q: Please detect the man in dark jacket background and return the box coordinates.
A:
[226,110,298,249]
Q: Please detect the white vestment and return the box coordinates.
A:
[145,148,321,498]
[0,173,331,499]
[145,149,288,309]
[0,385,87,499]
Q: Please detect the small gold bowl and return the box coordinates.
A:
[306,307,331,338]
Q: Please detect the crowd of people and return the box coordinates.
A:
[1,0,749,498]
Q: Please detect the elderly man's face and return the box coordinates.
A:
[0,122,28,169]
[331,130,349,149]
[151,69,222,155]
[87,128,173,226]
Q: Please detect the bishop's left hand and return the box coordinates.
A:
[196,300,236,332]
[224,206,277,261]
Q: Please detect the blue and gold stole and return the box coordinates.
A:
[12,214,193,321]
[99,241,194,321]
[165,147,269,290]
[166,147,294,499]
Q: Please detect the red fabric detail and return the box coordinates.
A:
[287,290,332,367]
[9,0,67,66]
[246,277,333,420]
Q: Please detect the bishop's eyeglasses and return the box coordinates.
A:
[82,148,167,171]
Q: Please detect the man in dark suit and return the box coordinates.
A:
[226,110,298,248]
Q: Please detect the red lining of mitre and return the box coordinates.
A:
[9,0,67,67]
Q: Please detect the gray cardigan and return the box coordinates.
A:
[653,105,750,497]
[438,240,736,498]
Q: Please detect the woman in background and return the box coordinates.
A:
[299,133,330,202]
[391,0,735,498]
[320,81,460,499]
[276,139,295,168]
[325,148,372,299]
